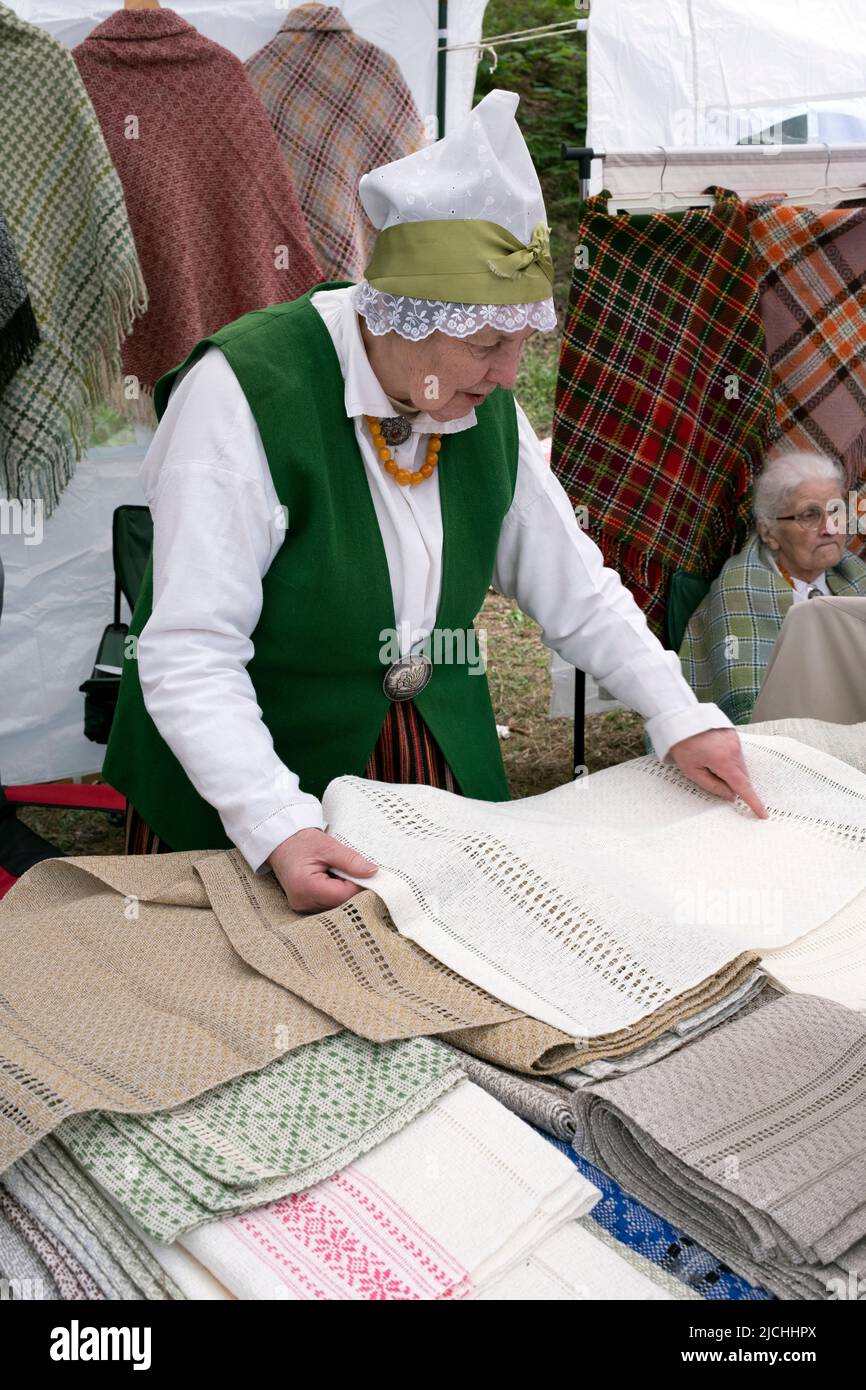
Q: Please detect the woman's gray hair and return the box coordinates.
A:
[752,451,845,528]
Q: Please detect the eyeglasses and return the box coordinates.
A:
[774,504,845,532]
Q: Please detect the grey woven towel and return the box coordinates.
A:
[2,1140,184,1300]
[0,1204,60,1299]
[575,993,866,1300]
[0,1183,102,1300]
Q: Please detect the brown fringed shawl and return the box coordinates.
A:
[73,7,323,421]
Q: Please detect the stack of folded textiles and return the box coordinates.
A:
[571,994,866,1301]
[1,725,864,1300]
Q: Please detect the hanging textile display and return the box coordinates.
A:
[0,2,147,514]
[72,6,322,420]
[551,186,776,639]
[0,200,39,393]
[245,3,426,282]
[744,194,866,500]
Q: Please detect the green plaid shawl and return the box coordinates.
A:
[679,533,866,724]
[0,3,146,513]
[552,187,775,638]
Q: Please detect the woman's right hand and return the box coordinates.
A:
[267,827,378,912]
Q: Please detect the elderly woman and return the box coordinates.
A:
[105,89,764,913]
[680,450,866,723]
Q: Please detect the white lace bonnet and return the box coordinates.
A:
[353,89,558,342]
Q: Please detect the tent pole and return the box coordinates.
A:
[436,0,448,138]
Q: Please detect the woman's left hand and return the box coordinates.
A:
[667,729,768,818]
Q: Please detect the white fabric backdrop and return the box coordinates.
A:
[588,0,866,151]
[2,1,487,783]
[0,441,148,783]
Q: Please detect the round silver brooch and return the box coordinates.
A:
[378,415,413,447]
[382,653,433,702]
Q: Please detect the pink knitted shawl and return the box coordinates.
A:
[73,7,322,401]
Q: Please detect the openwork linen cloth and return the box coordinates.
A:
[0,201,39,392]
[679,534,866,723]
[58,1035,464,1243]
[244,4,425,282]
[0,852,337,1173]
[0,3,147,512]
[747,717,866,773]
[191,851,580,1074]
[72,7,321,415]
[458,976,772,1144]
[760,893,866,1010]
[744,195,866,489]
[2,1139,183,1301]
[180,1080,600,1300]
[327,735,866,1037]
[542,1137,772,1301]
[0,1185,97,1301]
[573,994,866,1301]
[551,186,775,637]
[471,1219,694,1301]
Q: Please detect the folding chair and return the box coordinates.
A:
[0,505,152,897]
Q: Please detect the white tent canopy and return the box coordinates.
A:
[588,0,866,151]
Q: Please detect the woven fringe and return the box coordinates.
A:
[0,296,40,393]
[1,257,148,514]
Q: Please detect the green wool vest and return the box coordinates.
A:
[102,282,519,850]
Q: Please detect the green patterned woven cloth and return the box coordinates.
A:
[0,3,146,512]
[58,1034,464,1243]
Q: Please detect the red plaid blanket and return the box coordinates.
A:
[552,187,775,639]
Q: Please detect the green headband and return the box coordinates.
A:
[363,218,555,305]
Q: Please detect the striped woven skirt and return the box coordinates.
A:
[124,699,458,854]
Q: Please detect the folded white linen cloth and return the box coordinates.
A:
[180,1080,600,1300]
[760,892,866,1011]
[324,736,866,1036]
[470,1219,699,1300]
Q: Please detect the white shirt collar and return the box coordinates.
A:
[310,285,479,436]
[761,542,828,598]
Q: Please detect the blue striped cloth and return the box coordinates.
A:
[539,1131,773,1301]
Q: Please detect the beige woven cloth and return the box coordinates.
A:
[0,847,765,1174]
[195,850,759,1072]
[0,853,336,1174]
[751,596,866,724]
